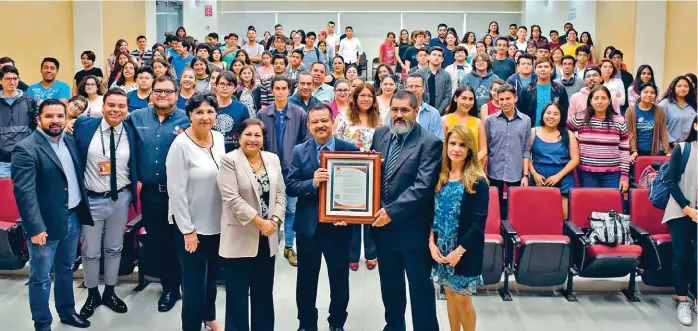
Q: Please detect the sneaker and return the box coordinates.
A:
[678,301,693,326]
[284,247,298,267]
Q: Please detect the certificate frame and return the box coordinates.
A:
[319,151,382,224]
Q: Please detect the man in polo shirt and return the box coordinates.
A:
[309,62,334,104]
[126,76,190,312]
[289,73,320,111]
[131,35,153,66]
[397,73,444,140]
[127,66,153,112]
[428,23,448,49]
[27,57,71,105]
[416,47,451,114]
[338,26,363,74]
[256,76,309,267]
[242,28,265,69]
[170,38,194,80]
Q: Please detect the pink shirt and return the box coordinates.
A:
[380,42,396,65]
[568,87,620,121]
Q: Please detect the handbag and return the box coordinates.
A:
[587,210,633,246]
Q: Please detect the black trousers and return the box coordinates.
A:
[667,216,697,297]
[296,224,351,329]
[488,177,521,220]
[141,190,181,293]
[376,246,439,331]
[349,224,377,263]
[222,236,275,331]
[174,227,220,331]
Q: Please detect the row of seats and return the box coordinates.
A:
[483,186,672,302]
[633,155,669,186]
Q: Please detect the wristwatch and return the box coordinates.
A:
[271,215,283,225]
[455,248,464,257]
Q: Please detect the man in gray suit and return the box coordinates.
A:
[12,99,93,330]
[369,90,442,331]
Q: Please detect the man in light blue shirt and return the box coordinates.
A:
[170,38,195,80]
[388,74,444,140]
[309,62,334,104]
[27,57,70,105]
[300,32,326,71]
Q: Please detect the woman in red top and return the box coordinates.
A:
[379,32,397,69]
[478,79,505,121]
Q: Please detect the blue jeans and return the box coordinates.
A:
[27,212,80,331]
[284,195,297,248]
[0,161,11,178]
[577,170,621,188]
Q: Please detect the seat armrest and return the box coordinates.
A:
[500,220,520,247]
[564,221,588,272]
[630,224,649,239]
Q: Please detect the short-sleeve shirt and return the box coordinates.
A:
[242,42,265,68]
[635,106,655,153]
[74,67,104,86]
[380,42,396,65]
[27,80,71,103]
[213,101,251,152]
[127,90,151,112]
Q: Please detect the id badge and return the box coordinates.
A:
[97,160,111,176]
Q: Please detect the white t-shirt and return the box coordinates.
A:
[326,33,340,50]
[338,37,363,63]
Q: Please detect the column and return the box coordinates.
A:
[73,1,104,74]
[634,0,666,90]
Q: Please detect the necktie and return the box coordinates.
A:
[384,135,402,182]
[318,145,329,163]
[109,127,118,201]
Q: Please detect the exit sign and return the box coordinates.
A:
[204,4,213,17]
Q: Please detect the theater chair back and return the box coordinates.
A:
[508,187,570,287]
[482,187,504,285]
[634,156,669,186]
[121,183,144,276]
[630,188,672,287]
[0,178,28,270]
[568,188,641,278]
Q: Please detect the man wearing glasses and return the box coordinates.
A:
[0,65,37,178]
[126,76,190,312]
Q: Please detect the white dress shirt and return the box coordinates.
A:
[166,130,225,235]
[338,37,363,63]
[85,119,131,193]
[326,33,340,50]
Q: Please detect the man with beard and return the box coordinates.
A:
[286,103,358,331]
[27,57,71,105]
[428,23,448,49]
[369,90,442,331]
[568,66,620,120]
[126,76,190,312]
[12,99,93,330]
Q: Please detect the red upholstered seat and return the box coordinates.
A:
[0,221,17,230]
[520,235,570,245]
[629,189,668,235]
[485,233,503,244]
[0,179,19,223]
[586,244,643,259]
[485,187,501,235]
[634,156,669,186]
[650,233,671,244]
[508,187,564,236]
[569,188,623,228]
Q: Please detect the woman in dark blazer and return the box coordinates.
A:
[428,124,488,331]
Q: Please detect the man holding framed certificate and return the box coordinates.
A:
[286,104,360,331]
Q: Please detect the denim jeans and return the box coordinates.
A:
[27,212,80,331]
[284,195,297,248]
[577,170,621,189]
[0,161,11,178]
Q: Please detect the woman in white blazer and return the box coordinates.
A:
[217,118,286,331]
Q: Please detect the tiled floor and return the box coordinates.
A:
[0,251,688,331]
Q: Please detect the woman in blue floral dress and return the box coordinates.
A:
[429,124,489,331]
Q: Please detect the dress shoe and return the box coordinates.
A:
[158,291,180,312]
[59,313,91,328]
[349,262,359,271]
[79,293,101,318]
[102,293,128,313]
[329,326,346,331]
[284,247,298,267]
[365,259,377,270]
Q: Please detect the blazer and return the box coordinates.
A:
[217,149,286,258]
[286,138,359,238]
[369,125,442,251]
[433,178,489,276]
[256,103,309,177]
[416,66,453,114]
[11,131,93,239]
[73,117,139,210]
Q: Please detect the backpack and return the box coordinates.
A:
[637,161,662,188]
[649,143,692,209]
[588,210,633,246]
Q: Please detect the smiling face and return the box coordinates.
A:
[83,77,99,96]
[193,60,207,76]
[345,67,358,81]
[180,69,196,90]
[380,77,396,96]
[41,61,58,82]
[355,87,375,112]
[240,124,264,155]
[297,75,313,97]
[240,67,254,85]
[189,101,216,133]
[447,132,469,164]
[542,104,561,128]
[307,108,334,142]
[122,63,135,80]
[584,70,602,89]
[675,79,691,98]
[455,89,475,114]
[153,62,167,77]
[119,41,129,53]
[639,85,657,104]
[497,91,517,112]
[311,63,325,84]
[68,99,86,119]
[640,67,652,83]
[334,82,350,102]
[37,104,66,137]
[102,94,128,126]
[81,54,93,68]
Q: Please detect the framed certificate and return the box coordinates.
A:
[319,151,382,224]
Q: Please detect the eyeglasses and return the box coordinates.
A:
[2,77,19,82]
[217,82,235,89]
[335,89,350,93]
[71,101,86,112]
[153,88,176,96]
[84,83,97,88]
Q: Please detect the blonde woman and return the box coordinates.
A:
[177,68,197,110]
[429,124,488,331]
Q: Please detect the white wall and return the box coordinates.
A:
[523,0,595,39]
[182,0,219,41]
[634,0,666,90]
[73,1,103,75]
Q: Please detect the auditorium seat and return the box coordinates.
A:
[629,188,672,287]
[563,188,643,302]
[0,178,28,270]
[500,187,570,301]
[481,187,504,286]
[633,156,669,186]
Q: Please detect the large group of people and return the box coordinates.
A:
[0,17,697,331]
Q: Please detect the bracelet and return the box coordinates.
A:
[455,249,464,257]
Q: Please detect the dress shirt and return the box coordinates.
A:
[289,94,320,111]
[312,83,335,104]
[127,107,191,185]
[311,136,336,188]
[274,106,287,166]
[84,119,131,193]
[256,103,309,177]
[484,110,532,182]
[382,102,444,140]
[166,131,225,235]
[338,37,363,63]
[37,128,81,208]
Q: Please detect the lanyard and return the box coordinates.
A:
[100,125,124,156]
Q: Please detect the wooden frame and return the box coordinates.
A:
[319,151,382,224]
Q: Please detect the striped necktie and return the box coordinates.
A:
[384,135,402,183]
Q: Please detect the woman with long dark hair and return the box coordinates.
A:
[486,21,500,41]
[107,52,130,89]
[372,64,395,91]
[530,102,579,219]
[659,75,698,143]
[625,82,671,161]
[579,32,597,64]
[396,29,411,80]
[77,75,105,118]
[529,25,549,47]
[112,60,138,93]
[191,56,211,93]
[377,75,397,120]
[325,55,345,86]
[106,39,130,80]
[627,65,655,109]
[567,86,630,191]
[176,26,187,38]
[443,86,487,163]
[461,32,477,62]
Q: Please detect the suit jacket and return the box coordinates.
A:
[416,66,453,114]
[369,125,442,251]
[286,138,359,238]
[73,117,139,210]
[217,149,286,258]
[11,131,93,239]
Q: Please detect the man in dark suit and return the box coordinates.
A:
[11,99,93,331]
[286,104,359,331]
[72,88,138,318]
[369,90,442,331]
